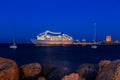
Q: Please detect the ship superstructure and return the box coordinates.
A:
[31,30,73,46]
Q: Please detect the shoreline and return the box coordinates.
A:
[0,42,120,46]
[0,57,120,80]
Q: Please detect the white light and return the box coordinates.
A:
[58,35,61,37]
[46,35,50,38]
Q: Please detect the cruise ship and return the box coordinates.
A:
[31,30,73,46]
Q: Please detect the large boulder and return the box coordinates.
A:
[47,66,71,80]
[21,63,42,80]
[76,63,97,80]
[97,60,111,73]
[62,73,81,80]
[96,60,120,80]
[38,77,46,80]
[41,65,56,77]
[0,57,19,80]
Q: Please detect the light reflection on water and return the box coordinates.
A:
[36,46,71,68]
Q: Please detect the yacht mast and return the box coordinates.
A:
[94,23,96,43]
[13,26,16,45]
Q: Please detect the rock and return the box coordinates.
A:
[38,77,46,80]
[21,63,42,80]
[0,57,19,80]
[62,73,81,80]
[47,66,71,80]
[96,60,120,80]
[42,65,55,77]
[98,60,111,71]
[76,63,97,80]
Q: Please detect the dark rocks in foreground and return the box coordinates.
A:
[1,57,120,80]
[62,73,80,80]
[76,63,97,80]
[62,64,97,80]
[0,57,19,80]
[38,77,46,80]
[96,60,120,80]
[20,63,42,80]
[47,66,71,80]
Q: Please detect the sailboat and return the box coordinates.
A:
[10,26,17,49]
[91,23,97,49]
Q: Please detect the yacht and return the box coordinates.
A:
[91,23,97,49]
[10,27,17,49]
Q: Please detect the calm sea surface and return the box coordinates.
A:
[0,44,120,70]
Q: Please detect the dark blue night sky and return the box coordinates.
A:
[0,0,120,43]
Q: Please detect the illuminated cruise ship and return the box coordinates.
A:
[31,30,73,46]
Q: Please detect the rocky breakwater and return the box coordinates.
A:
[1,57,120,80]
[62,73,80,80]
[62,60,120,80]
[0,57,19,80]
[20,63,43,80]
[62,63,97,80]
[96,60,120,80]
[0,57,44,80]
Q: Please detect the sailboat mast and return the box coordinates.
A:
[94,23,96,42]
[13,26,16,45]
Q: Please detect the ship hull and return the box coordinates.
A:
[31,39,73,46]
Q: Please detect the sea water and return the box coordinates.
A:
[0,44,120,70]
